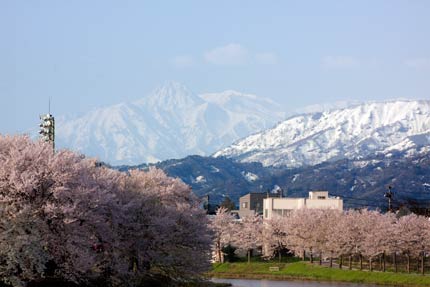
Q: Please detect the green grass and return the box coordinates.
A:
[209,261,430,286]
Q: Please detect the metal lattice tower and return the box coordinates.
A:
[39,113,55,151]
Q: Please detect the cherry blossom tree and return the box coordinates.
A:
[0,135,118,286]
[312,209,341,265]
[326,209,367,269]
[360,210,394,271]
[0,135,212,287]
[285,209,323,262]
[99,167,212,284]
[210,207,235,263]
[394,214,430,274]
[263,215,289,262]
[324,210,344,267]
[233,212,263,263]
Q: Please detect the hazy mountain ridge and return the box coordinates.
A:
[118,150,430,210]
[56,82,286,165]
[214,100,430,167]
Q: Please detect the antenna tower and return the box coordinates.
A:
[39,99,55,151]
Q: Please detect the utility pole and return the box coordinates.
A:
[384,185,393,212]
[39,113,55,151]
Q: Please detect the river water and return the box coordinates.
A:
[211,278,381,287]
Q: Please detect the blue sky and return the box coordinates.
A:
[1,0,430,134]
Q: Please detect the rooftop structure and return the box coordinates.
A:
[263,191,343,220]
[237,191,282,218]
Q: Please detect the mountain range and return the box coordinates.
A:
[57,85,430,210]
[58,81,430,170]
[56,82,285,165]
[215,100,430,167]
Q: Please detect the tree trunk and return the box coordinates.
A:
[421,252,425,275]
[417,257,420,273]
[393,252,397,273]
[383,251,386,272]
[406,253,410,273]
[369,258,373,272]
[360,254,363,270]
[310,249,314,264]
[349,255,352,270]
[279,249,282,263]
[247,249,251,264]
[303,250,306,261]
[339,255,343,269]
[319,252,322,265]
[217,240,222,263]
[329,251,333,268]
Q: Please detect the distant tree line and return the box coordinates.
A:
[211,207,430,274]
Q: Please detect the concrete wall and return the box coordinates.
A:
[239,192,281,218]
[306,198,343,210]
[263,191,343,220]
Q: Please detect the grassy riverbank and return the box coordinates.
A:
[209,261,430,286]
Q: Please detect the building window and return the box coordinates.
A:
[273,209,291,217]
[273,209,283,216]
[317,196,326,199]
[242,202,248,209]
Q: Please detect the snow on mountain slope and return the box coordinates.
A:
[214,100,430,167]
[56,82,285,165]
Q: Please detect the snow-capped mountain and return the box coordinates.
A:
[214,100,430,167]
[56,82,285,165]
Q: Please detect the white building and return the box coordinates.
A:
[263,191,343,220]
